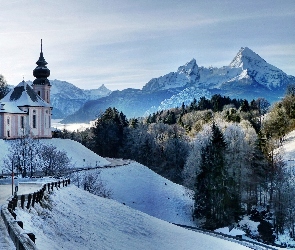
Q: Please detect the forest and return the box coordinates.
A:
[55,88,295,244]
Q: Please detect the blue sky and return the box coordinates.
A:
[0,0,294,90]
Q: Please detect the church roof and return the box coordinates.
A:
[0,80,51,113]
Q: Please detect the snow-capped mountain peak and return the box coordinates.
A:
[229,47,266,69]
[177,58,200,81]
[228,47,290,89]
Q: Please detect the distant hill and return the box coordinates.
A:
[61,47,295,123]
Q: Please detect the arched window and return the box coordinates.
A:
[33,110,36,128]
[21,116,25,129]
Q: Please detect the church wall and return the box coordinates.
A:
[28,107,51,139]
[0,114,4,138]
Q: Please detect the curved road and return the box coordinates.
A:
[0,182,43,250]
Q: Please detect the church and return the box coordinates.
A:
[0,40,52,139]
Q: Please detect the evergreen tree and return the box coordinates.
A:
[194,122,238,229]
[92,107,128,157]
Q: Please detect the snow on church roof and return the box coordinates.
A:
[0,80,51,113]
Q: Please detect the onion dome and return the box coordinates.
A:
[33,39,51,85]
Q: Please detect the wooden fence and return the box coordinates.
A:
[1,179,70,250]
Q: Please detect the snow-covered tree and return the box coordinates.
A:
[0,74,9,99]
[3,138,71,177]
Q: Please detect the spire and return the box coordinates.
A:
[33,39,50,85]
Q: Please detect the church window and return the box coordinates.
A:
[21,116,25,129]
[38,91,41,96]
[7,130,10,137]
[7,117,10,125]
[33,114,36,128]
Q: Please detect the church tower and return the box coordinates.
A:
[32,39,51,104]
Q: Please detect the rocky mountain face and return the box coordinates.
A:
[61,47,295,123]
[50,80,111,118]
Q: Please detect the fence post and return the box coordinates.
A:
[32,193,36,207]
[21,195,25,209]
[27,233,36,243]
[12,196,18,210]
[17,221,23,229]
[27,193,32,209]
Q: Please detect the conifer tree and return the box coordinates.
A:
[194,122,239,229]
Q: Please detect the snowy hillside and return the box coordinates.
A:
[14,185,251,250]
[0,138,110,170]
[97,162,195,226]
[0,138,252,249]
[0,139,194,226]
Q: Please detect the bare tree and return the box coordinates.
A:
[81,170,112,198]
[3,139,71,178]
[39,144,71,177]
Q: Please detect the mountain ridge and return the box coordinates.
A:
[61,47,295,123]
[50,79,111,118]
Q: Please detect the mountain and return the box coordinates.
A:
[62,47,295,123]
[50,80,111,118]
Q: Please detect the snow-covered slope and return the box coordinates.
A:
[0,137,194,226]
[99,162,195,226]
[14,185,251,250]
[0,138,110,170]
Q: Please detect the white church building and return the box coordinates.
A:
[0,40,52,139]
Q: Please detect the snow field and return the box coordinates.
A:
[15,185,251,250]
[98,162,195,226]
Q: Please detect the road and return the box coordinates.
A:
[0,182,43,250]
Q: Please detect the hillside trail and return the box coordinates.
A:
[0,183,43,249]
[105,158,132,167]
